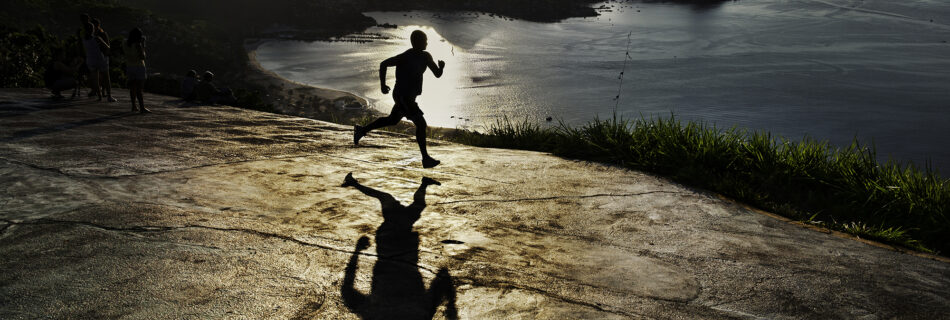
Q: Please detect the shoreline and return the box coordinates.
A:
[243,38,465,139]
[243,41,950,254]
[243,39,377,122]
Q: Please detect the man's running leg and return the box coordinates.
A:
[354,107,403,145]
[408,114,439,168]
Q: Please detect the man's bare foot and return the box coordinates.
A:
[422,157,440,169]
[422,177,441,186]
[139,107,151,113]
[341,172,357,187]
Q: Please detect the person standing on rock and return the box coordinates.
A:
[125,28,149,113]
[90,18,117,102]
[81,21,110,102]
[353,30,445,168]
[76,14,92,98]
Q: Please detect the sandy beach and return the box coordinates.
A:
[244,39,377,125]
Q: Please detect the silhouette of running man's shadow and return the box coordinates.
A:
[340,173,458,320]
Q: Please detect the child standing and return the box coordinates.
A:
[125,28,149,113]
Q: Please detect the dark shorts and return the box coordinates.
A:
[126,66,147,81]
[86,60,108,72]
[391,93,424,121]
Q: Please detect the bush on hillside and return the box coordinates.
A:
[0,25,60,88]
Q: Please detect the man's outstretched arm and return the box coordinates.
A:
[379,56,398,94]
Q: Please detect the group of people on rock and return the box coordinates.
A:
[180,69,237,105]
[45,13,237,113]
[45,14,149,112]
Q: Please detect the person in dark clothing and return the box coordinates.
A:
[90,18,116,102]
[82,21,111,102]
[75,13,91,98]
[353,30,445,169]
[125,27,149,113]
[45,49,82,98]
[181,70,198,101]
[196,71,237,105]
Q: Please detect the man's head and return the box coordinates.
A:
[410,30,427,50]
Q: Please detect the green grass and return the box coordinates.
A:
[448,115,949,254]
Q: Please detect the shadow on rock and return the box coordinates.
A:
[339,172,458,320]
[1,111,134,142]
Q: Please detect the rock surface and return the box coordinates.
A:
[1,88,948,319]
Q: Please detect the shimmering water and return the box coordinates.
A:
[255,0,950,173]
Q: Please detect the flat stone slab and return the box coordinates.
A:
[1,88,948,319]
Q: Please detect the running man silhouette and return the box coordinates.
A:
[354,30,445,169]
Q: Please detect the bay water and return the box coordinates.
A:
[254,0,950,173]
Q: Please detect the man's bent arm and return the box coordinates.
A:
[427,55,444,78]
[379,56,398,87]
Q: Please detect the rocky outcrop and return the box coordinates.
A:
[1,88,947,319]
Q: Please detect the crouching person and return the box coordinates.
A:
[196,71,237,105]
[45,49,82,99]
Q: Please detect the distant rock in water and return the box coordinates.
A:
[642,0,731,4]
[334,97,364,110]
